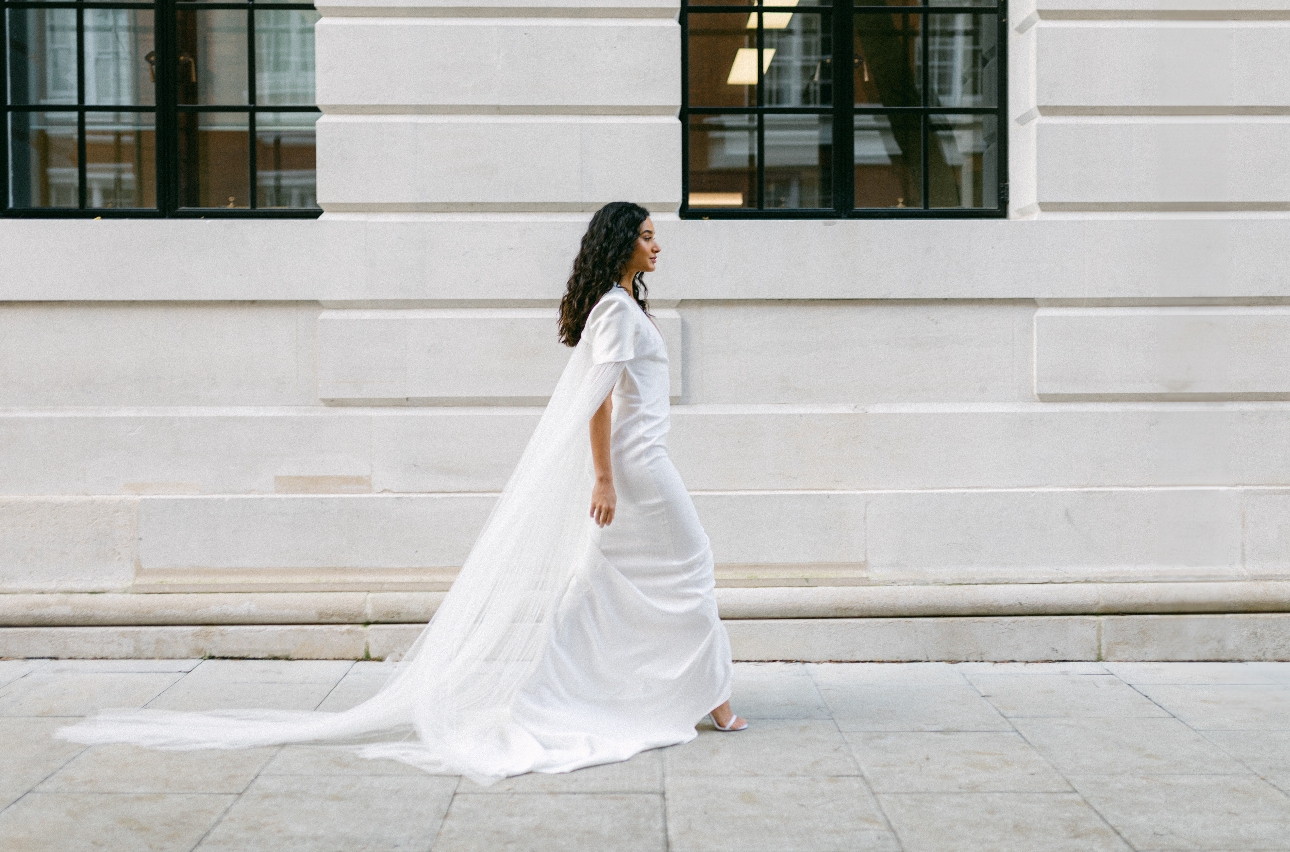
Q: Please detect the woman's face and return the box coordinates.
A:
[626,218,660,275]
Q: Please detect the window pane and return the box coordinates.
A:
[84,111,156,208]
[765,114,831,208]
[764,12,831,107]
[688,114,756,209]
[7,8,78,106]
[84,9,155,106]
[929,0,998,7]
[256,10,318,106]
[929,114,997,208]
[854,113,920,208]
[8,111,78,207]
[927,13,998,108]
[177,111,249,207]
[687,13,755,108]
[177,9,249,105]
[256,111,317,208]
[854,11,922,107]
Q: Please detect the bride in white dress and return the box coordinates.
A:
[60,201,745,785]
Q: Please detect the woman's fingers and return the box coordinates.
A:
[589,503,615,527]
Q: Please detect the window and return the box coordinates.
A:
[3,0,320,216]
[682,0,1006,218]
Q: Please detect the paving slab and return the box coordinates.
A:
[0,717,86,809]
[877,792,1132,852]
[1200,730,1290,774]
[436,793,665,852]
[1105,662,1282,685]
[811,661,971,686]
[821,683,1012,732]
[314,668,392,712]
[952,662,1110,676]
[43,660,202,674]
[728,662,832,720]
[1012,717,1252,776]
[0,791,234,852]
[1247,663,1290,685]
[1069,774,1290,850]
[666,775,897,852]
[184,660,354,684]
[0,672,182,716]
[261,744,425,777]
[846,731,1071,793]
[194,773,456,852]
[0,659,46,688]
[4,661,1290,851]
[145,679,337,712]
[1134,684,1290,730]
[39,743,279,794]
[663,719,860,777]
[967,673,1170,718]
[460,749,663,794]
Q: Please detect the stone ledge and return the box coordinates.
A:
[5,582,1290,628]
[4,614,1290,661]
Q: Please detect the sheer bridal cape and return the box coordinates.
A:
[59,289,734,786]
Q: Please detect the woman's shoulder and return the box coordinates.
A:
[584,287,640,363]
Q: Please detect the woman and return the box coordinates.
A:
[60,201,744,785]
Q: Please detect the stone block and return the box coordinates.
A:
[865,488,1243,584]
[681,300,1032,405]
[317,115,680,211]
[39,744,277,794]
[0,411,371,497]
[0,671,182,716]
[1036,307,1290,400]
[317,307,682,403]
[0,303,318,407]
[0,718,86,810]
[1101,613,1290,660]
[0,498,137,592]
[1244,491,1290,578]
[1037,119,1290,208]
[1036,22,1290,109]
[137,494,495,572]
[316,19,678,111]
[0,626,369,660]
[725,617,1102,662]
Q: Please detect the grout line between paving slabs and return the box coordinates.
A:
[994,669,1149,852]
[806,662,908,852]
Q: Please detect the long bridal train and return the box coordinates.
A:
[59,288,734,786]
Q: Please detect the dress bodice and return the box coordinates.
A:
[584,286,671,462]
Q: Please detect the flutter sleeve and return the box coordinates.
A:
[583,291,639,365]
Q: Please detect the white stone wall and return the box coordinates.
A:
[2,0,1289,659]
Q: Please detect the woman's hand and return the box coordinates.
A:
[591,478,616,527]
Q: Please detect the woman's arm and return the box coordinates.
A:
[589,391,616,527]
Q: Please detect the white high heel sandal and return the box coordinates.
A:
[710,712,748,732]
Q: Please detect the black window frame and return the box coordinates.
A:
[1,0,322,218]
[680,0,1008,219]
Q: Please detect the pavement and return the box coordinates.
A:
[1,659,1290,851]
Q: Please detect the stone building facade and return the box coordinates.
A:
[2,0,1288,660]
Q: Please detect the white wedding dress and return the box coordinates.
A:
[60,286,733,785]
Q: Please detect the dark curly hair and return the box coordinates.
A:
[558,202,651,347]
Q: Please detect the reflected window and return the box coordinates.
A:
[3,0,319,216]
[682,0,1006,217]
